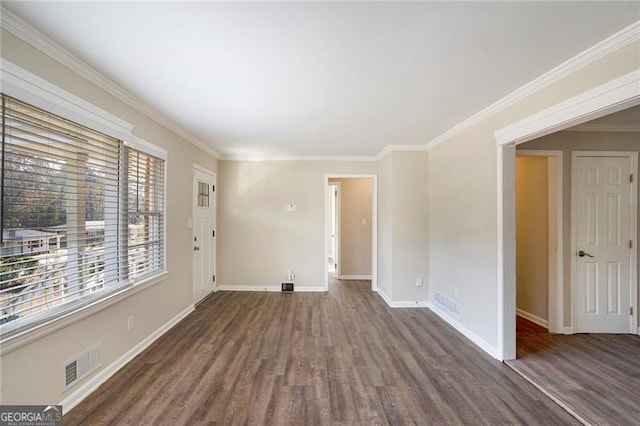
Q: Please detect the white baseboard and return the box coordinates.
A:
[375,288,428,308]
[217,285,280,292]
[427,302,500,360]
[563,326,574,335]
[294,286,326,292]
[217,284,326,292]
[59,304,194,413]
[338,275,372,280]
[516,308,548,328]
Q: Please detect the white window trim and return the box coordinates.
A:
[0,61,170,356]
[0,59,133,140]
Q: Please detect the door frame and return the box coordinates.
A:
[192,164,217,305]
[495,69,640,360]
[324,174,378,292]
[570,151,638,334]
[328,182,341,278]
[516,150,564,333]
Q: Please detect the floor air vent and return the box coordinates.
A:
[434,291,461,320]
[64,342,102,389]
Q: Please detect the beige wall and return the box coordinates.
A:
[428,41,639,349]
[328,178,373,277]
[515,157,549,321]
[1,29,218,404]
[377,151,429,302]
[218,161,377,288]
[518,131,640,327]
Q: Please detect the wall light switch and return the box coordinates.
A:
[361,219,367,225]
[187,219,193,229]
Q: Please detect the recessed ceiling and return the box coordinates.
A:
[4,2,639,158]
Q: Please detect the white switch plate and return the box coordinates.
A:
[415,278,423,287]
[187,219,193,229]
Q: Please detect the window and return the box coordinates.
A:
[0,94,165,333]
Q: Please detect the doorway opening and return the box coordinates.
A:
[328,182,340,277]
[497,70,640,361]
[515,150,563,335]
[324,174,378,291]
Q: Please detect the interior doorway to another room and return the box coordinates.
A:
[324,175,377,291]
[328,182,340,277]
[515,151,563,336]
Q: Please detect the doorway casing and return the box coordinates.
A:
[324,174,378,292]
[496,69,640,361]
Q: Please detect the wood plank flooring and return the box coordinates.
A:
[65,280,575,425]
[508,321,640,425]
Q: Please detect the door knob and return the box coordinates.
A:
[194,246,200,251]
[578,250,594,258]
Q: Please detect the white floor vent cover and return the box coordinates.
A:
[434,291,461,320]
[64,342,102,389]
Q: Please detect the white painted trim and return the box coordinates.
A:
[496,68,640,361]
[193,163,216,177]
[217,284,324,292]
[125,135,167,161]
[328,181,342,279]
[0,271,169,356]
[0,8,221,159]
[59,304,193,413]
[293,286,326,292]
[516,309,549,329]
[567,123,640,133]
[428,302,501,360]
[496,70,640,146]
[376,288,427,308]
[376,144,430,160]
[193,167,217,304]
[429,21,640,151]
[563,326,574,335]
[571,151,638,334]
[516,150,564,334]
[324,174,378,292]
[0,58,133,140]
[338,275,373,280]
[217,285,281,292]
[497,143,516,360]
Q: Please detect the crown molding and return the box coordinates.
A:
[0,7,221,159]
[376,144,429,160]
[426,20,640,151]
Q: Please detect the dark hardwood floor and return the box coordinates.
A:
[508,317,640,425]
[65,280,575,425]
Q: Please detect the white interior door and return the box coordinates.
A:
[575,154,636,333]
[193,168,216,305]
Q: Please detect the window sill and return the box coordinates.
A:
[0,271,169,356]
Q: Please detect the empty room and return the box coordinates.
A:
[0,1,639,424]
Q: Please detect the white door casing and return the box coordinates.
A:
[193,167,216,305]
[573,152,637,333]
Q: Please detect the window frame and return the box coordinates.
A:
[0,61,168,356]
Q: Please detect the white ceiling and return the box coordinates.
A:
[4,2,640,158]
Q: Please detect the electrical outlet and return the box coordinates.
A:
[415,278,423,287]
[127,316,134,332]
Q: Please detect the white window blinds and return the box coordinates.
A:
[0,94,165,329]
